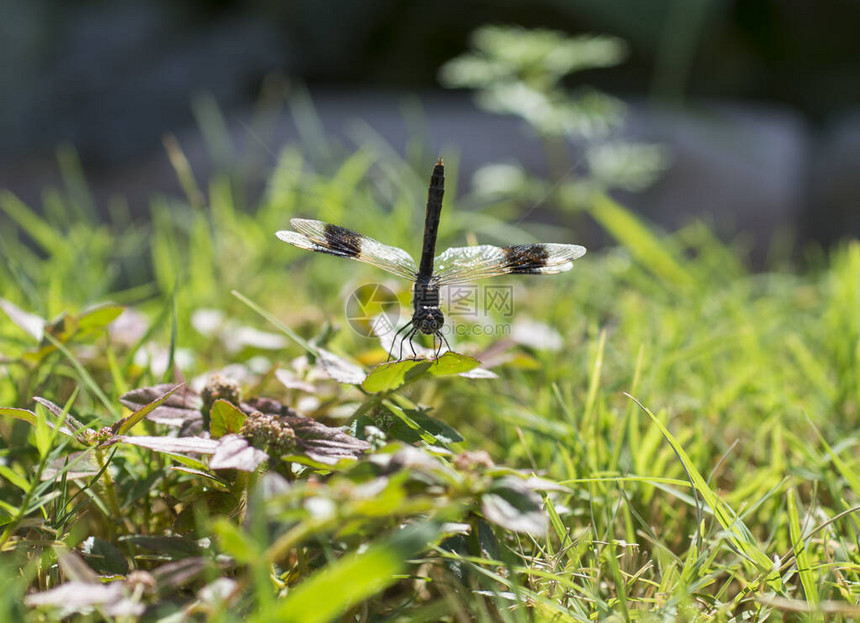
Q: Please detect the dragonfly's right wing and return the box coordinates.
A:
[277,219,418,281]
[432,243,587,286]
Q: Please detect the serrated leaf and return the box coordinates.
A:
[34,397,87,434]
[362,359,432,393]
[317,348,366,385]
[428,352,482,377]
[362,352,480,393]
[210,399,246,438]
[113,384,185,434]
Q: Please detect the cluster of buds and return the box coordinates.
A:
[241,410,297,456]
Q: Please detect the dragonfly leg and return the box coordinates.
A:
[407,327,419,358]
[436,330,451,360]
[389,320,413,362]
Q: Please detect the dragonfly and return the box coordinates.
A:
[276,157,586,360]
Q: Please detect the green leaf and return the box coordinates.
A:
[0,465,29,493]
[209,399,246,438]
[787,488,819,605]
[428,352,481,377]
[80,536,128,575]
[210,518,264,565]
[361,352,480,393]
[76,304,124,333]
[257,522,440,623]
[0,407,37,427]
[403,408,464,445]
[362,359,432,393]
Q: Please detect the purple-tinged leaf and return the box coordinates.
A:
[151,557,209,590]
[24,582,143,617]
[119,384,201,429]
[239,397,369,465]
[285,417,370,465]
[113,384,185,434]
[317,348,366,385]
[57,550,100,583]
[34,397,90,437]
[42,451,101,480]
[116,435,218,455]
[209,434,268,471]
[275,369,317,393]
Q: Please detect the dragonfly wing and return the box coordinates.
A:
[277,219,417,281]
[433,243,586,286]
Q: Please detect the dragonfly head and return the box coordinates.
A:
[413,307,444,335]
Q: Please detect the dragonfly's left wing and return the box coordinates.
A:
[432,243,586,286]
[277,219,417,281]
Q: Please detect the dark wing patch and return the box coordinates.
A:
[277,219,418,281]
[432,243,586,286]
[323,223,363,258]
[502,244,551,274]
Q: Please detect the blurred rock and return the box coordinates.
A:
[808,111,860,247]
[0,89,845,261]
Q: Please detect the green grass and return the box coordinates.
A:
[1,137,860,621]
